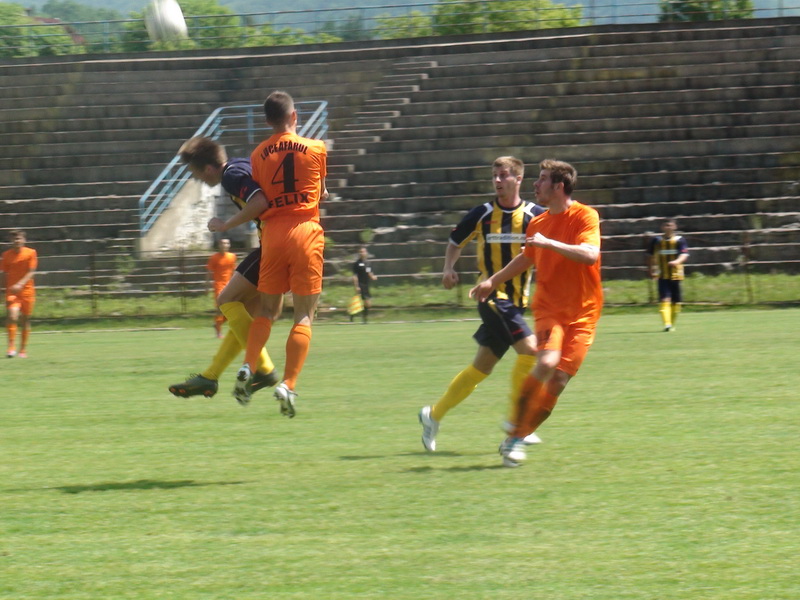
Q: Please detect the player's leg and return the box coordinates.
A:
[658,279,673,331]
[235,291,282,406]
[670,281,682,329]
[18,296,34,357]
[6,299,20,357]
[218,267,278,381]
[268,223,324,417]
[361,288,371,323]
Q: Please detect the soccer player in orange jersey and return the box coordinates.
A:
[206,238,237,338]
[470,159,602,467]
[208,91,328,416]
[1,230,38,358]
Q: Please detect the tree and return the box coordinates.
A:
[375,10,433,40]
[0,1,81,57]
[431,0,582,36]
[659,0,754,22]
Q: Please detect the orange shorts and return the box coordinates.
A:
[534,315,597,377]
[6,292,35,315]
[258,220,324,296]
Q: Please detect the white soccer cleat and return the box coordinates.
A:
[233,364,253,406]
[502,421,542,445]
[418,406,439,452]
[273,382,297,418]
[499,436,527,468]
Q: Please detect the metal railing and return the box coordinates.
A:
[4,0,799,58]
[138,100,328,234]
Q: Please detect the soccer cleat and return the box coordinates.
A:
[233,364,253,406]
[273,382,298,418]
[17,351,27,359]
[250,369,280,394]
[502,421,542,445]
[6,350,16,358]
[169,374,218,398]
[418,405,440,452]
[664,325,672,332]
[499,436,527,468]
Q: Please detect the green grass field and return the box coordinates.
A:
[1,309,798,599]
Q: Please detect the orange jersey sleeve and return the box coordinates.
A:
[523,201,602,324]
[1,246,37,293]
[250,132,327,226]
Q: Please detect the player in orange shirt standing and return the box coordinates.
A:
[1,230,38,358]
[470,159,602,467]
[206,238,237,338]
[208,90,328,416]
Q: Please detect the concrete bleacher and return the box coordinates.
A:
[1,18,799,294]
[323,19,800,281]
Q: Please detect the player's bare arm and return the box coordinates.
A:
[528,232,599,265]
[469,252,533,302]
[208,191,269,233]
[668,253,689,267]
[442,243,463,290]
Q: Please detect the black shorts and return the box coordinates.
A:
[235,247,261,286]
[658,279,682,303]
[359,284,371,300]
[473,298,533,359]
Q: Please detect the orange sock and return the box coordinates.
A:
[512,375,544,438]
[7,323,17,351]
[521,388,559,436]
[283,323,312,390]
[244,317,272,369]
[20,326,29,351]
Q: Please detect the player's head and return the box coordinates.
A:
[662,219,677,236]
[536,159,577,200]
[358,246,368,259]
[9,229,26,248]
[218,238,231,252]
[179,137,228,186]
[264,91,297,129]
[492,156,524,203]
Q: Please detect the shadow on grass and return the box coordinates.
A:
[35,479,249,494]
[404,464,506,473]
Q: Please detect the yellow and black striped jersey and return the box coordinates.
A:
[221,157,263,239]
[450,199,544,308]
[647,234,688,280]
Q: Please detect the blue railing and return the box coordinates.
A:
[138,100,328,234]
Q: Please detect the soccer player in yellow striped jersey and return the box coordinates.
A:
[418,156,544,451]
[647,218,689,332]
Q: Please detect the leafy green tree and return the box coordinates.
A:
[375,10,433,39]
[375,10,432,40]
[0,1,81,57]
[317,13,370,42]
[659,0,754,21]
[40,0,122,53]
[359,1,584,41]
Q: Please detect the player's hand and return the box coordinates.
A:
[9,283,22,293]
[469,280,494,302]
[442,268,459,290]
[527,232,550,248]
[207,217,225,232]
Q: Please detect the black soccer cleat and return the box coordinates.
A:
[169,374,219,398]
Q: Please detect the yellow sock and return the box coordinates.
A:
[509,353,537,422]
[659,301,672,327]
[201,330,240,381]
[671,303,681,325]
[431,364,488,422]
[219,301,275,374]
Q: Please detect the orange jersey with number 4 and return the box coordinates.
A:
[250,131,327,229]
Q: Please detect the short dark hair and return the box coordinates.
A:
[10,229,26,240]
[178,137,227,169]
[539,159,577,195]
[264,91,295,126]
